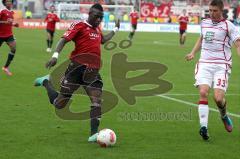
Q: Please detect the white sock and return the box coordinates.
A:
[198,103,209,128]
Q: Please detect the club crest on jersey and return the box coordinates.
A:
[205,31,215,43]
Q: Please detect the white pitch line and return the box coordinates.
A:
[157,95,240,118]
[162,93,240,96]
[153,41,179,46]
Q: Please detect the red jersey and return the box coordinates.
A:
[63,21,103,69]
[179,15,189,30]
[0,9,14,38]
[129,11,139,25]
[45,13,60,31]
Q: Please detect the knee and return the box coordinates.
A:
[214,95,224,106]
[91,96,102,105]
[11,48,16,53]
[199,89,208,98]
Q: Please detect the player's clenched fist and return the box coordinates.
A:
[185,53,194,61]
[45,58,57,69]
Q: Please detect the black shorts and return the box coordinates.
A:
[47,29,55,37]
[0,36,15,46]
[179,29,186,35]
[132,24,137,30]
[60,61,103,96]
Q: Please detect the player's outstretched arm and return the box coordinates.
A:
[54,38,68,53]
[0,21,9,24]
[0,19,13,24]
[101,19,120,44]
[45,38,68,69]
[0,20,18,27]
[234,39,240,57]
[185,36,203,61]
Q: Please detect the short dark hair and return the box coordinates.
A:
[210,0,224,10]
[90,3,103,12]
[2,0,13,5]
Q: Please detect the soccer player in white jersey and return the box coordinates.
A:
[185,0,240,141]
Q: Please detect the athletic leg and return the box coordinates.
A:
[2,37,16,76]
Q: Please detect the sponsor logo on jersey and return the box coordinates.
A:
[89,32,100,39]
[205,31,215,43]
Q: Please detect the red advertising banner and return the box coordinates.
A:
[140,2,172,18]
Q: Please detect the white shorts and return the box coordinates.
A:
[194,62,231,92]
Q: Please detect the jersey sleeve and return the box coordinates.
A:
[200,20,204,36]
[98,27,103,42]
[62,21,82,41]
[55,14,60,22]
[178,16,181,21]
[56,16,60,22]
[227,21,240,43]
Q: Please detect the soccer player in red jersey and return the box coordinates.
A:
[0,0,19,76]
[178,9,189,46]
[44,5,60,52]
[128,8,139,40]
[34,3,120,142]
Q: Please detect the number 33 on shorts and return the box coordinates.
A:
[216,78,226,87]
[213,70,229,91]
[194,63,230,92]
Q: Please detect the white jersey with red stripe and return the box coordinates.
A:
[200,18,240,66]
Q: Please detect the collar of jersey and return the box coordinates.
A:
[211,18,225,24]
[0,7,8,11]
[84,20,93,28]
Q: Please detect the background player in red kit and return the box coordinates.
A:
[34,3,120,142]
[178,9,189,46]
[45,5,60,52]
[128,8,139,40]
[0,0,19,76]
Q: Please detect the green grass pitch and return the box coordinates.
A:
[0,28,240,159]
